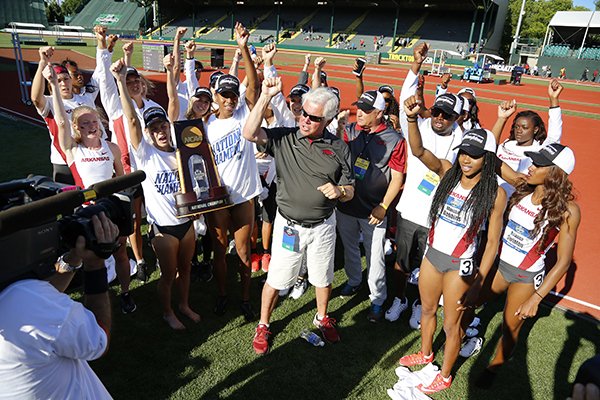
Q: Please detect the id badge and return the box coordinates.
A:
[417,170,440,196]
[282,226,300,252]
[354,157,370,180]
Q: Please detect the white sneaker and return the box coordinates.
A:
[289,277,308,300]
[459,336,483,358]
[466,317,481,338]
[385,297,408,322]
[408,268,420,285]
[409,300,422,330]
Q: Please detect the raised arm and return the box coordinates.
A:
[31,46,54,113]
[515,202,580,319]
[229,48,242,77]
[111,59,143,149]
[242,77,281,145]
[491,99,517,144]
[184,40,200,98]
[42,65,76,161]
[172,27,187,84]
[235,22,259,108]
[545,78,563,145]
[404,96,449,177]
[312,57,326,89]
[298,53,311,85]
[163,53,180,122]
[353,59,365,99]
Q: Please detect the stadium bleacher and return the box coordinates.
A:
[0,0,48,29]
[69,0,145,35]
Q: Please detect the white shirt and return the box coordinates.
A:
[0,279,111,400]
[205,100,262,205]
[70,139,115,188]
[133,136,188,226]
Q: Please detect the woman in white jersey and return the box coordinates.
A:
[43,64,138,314]
[471,143,580,388]
[111,59,200,330]
[491,79,564,197]
[204,23,262,321]
[397,96,507,394]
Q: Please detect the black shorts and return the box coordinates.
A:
[395,213,429,273]
[261,182,277,223]
[53,163,75,185]
[149,220,193,241]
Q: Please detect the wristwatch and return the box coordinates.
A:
[56,253,83,273]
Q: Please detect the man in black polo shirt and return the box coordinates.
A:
[243,78,355,355]
[337,90,406,323]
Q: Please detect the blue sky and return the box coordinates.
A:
[573,0,597,9]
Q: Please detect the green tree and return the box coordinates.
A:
[45,0,64,23]
[61,0,91,17]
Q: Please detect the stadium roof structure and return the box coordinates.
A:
[542,11,600,55]
[549,11,600,29]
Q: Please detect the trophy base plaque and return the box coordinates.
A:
[175,186,232,217]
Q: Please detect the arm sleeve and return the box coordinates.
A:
[399,69,419,139]
[87,52,103,103]
[53,301,108,361]
[96,48,121,120]
[544,106,563,145]
[388,138,407,173]
[184,58,199,98]
[263,65,278,79]
[298,70,309,85]
[337,141,355,187]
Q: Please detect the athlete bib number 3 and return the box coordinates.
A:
[459,259,474,276]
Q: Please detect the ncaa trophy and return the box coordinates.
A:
[172,118,231,217]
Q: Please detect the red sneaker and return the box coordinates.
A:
[251,253,261,273]
[417,373,452,394]
[398,351,434,367]
[261,253,271,272]
[252,324,271,355]
[313,314,340,343]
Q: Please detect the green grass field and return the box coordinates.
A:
[0,113,598,399]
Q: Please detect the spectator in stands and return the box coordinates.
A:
[244,80,354,354]
[336,89,406,323]
[204,22,261,321]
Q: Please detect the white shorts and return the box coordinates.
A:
[266,210,336,290]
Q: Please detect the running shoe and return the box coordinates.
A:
[261,253,271,272]
[214,295,228,316]
[417,373,452,394]
[409,299,422,330]
[340,283,360,297]
[367,304,384,323]
[398,351,434,367]
[289,277,308,300]
[251,253,261,272]
[385,297,408,322]
[252,324,271,355]
[135,260,149,283]
[459,336,483,358]
[466,316,481,338]
[408,267,420,285]
[240,301,257,322]
[120,292,137,314]
[313,314,340,343]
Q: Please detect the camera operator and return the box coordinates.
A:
[0,212,117,399]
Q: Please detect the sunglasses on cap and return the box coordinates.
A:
[301,109,324,122]
[431,108,454,120]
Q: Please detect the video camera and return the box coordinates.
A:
[0,171,146,289]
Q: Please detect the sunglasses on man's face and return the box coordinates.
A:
[301,109,324,122]
[431,108,454,120]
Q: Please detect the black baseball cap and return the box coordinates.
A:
[453,128,497,157]
[432,93,462,117]
[352,90,385,112]
[209,71,224,88]
[328,87,340,101]
[320,70,327,83]
[215,74,240,96]
[525,143,575,174]
[289,83,310,98]
[378,85,394,95]
[126,67,140,77]
[143,107,168,127]
[193,86,213,101]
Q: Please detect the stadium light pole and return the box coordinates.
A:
[391,1,399,53]
[510,0,526,65]
[275,1,282,44]
[329,2,335,48]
